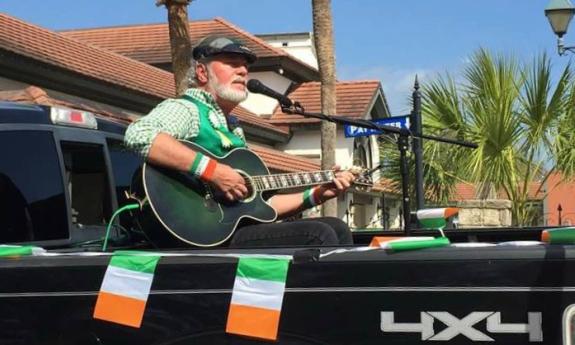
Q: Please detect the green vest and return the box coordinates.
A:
[181,95,246,157]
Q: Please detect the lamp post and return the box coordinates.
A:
[545,0,575,55]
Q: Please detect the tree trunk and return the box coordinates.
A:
[312,0,337,217]
[157,0,192,96]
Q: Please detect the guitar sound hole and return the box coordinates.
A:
[237,170,256,203]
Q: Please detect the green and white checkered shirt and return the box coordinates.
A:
[124,88,230,158]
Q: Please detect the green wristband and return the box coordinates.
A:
[302,187,319,209]
[189,152,204,176]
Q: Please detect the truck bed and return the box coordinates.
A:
[1,243,573,344]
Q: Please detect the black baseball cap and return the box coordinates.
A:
[192,35,257,64]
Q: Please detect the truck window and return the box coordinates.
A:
[61,141,112,227]
[0,130,67,242]
[107,138,142,228]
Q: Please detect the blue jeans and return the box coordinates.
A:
[229,217,353,248]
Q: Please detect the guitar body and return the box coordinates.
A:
[135,141,277,247]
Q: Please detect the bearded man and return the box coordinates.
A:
[125,35,354,248]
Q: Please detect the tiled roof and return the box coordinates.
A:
[269,81,382,125]
[0,13,175,99]
[452,182,544,201]
[249,144,320,173]
[0,13,287,138]
[371,178,399,194]
[60,18,315,70]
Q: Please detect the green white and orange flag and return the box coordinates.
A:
[0,245,45,257]
[369,236,450,252]
[226,257,290,341]
[416,207,459,229]
[93,253,160,328]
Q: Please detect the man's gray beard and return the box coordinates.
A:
[207,68,248,103]
[215,85,248,103]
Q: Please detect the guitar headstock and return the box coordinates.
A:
[353,176,373,192]
[347,165,367,176]
[346,166,373,192]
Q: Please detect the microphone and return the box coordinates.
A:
[247,79,293,107]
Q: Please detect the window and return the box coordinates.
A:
[353,137,369,168]
[61,141,112,226]
[107,139,142,228]
[0,131,67,242]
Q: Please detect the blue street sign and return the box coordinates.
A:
[344,115,410,138]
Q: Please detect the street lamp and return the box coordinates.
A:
[545,0,575,55]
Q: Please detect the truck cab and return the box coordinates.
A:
[0,101,140,249]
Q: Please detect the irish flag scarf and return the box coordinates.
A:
[226,257,290,341]
[93,253,160,328]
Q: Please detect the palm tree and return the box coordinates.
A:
[312,0,337,217]
[156,0,193,96]
[407,48,575,225]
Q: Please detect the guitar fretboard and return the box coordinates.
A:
[251,170,336,192]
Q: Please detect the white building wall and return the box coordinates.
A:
[241,71,292,116]
[279,129,355,167]
[282,46,318,69]
[258,33,318,69]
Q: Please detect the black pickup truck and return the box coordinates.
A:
[1,101,575,345]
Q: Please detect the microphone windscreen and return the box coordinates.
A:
[247,79,263,93]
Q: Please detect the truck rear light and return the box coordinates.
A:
[50,107,98,129]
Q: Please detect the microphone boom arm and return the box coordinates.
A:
[281,102,477,235]
[280,104,477,148]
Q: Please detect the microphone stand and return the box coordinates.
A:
[281,103,477,235]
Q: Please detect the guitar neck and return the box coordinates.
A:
[252,170,336,192]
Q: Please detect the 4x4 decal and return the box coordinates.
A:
[381,311,543,342]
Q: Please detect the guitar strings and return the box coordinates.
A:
[242,169,372,192]
[244,170,336,191]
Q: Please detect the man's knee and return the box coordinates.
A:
[305,221,339,245]
[320,216,348,230]
[317,217,353,244]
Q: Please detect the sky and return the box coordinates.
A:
[1,0,570,115]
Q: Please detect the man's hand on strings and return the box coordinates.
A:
[210,163,248,201]
[315,165,356,201]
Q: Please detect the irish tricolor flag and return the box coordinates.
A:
[0,245,45,257]
[226,257,290,341]
[370,236,450,252]
[93,253,160,328]
[417,207,459,229]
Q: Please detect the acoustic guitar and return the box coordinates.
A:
[133,140,370,247]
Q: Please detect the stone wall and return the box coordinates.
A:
[456,199,512,228]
